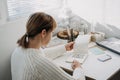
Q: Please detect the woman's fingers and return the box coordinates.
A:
[65,42,74,51]
[72,60,81,70]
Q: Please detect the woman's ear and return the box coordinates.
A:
[41,29,47,38]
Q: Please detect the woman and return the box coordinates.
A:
[11,12,85,80]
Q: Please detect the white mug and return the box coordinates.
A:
[91,32,105,42]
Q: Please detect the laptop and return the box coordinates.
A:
[66,35,91,63]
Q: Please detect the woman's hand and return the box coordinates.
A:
[71,60,81,70]
[65,42,74,51]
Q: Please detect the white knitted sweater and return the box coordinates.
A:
[11,45,85,80]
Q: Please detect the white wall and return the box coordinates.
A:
[0,18,26,80]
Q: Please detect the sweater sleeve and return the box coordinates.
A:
[73,68,85,80]
[43,44,66,59]
[33,54,85,80]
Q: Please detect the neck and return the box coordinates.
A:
[28,38,41,49]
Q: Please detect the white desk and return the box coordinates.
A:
[52,43,120,80]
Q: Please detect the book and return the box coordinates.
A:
[89,47,105,55]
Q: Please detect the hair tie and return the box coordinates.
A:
[25,33,28,36]
[25,33,29,42]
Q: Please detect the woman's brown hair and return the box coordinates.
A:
[17,12,56,48]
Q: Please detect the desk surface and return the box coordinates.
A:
[53,43,120,80]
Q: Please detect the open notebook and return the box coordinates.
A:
[66,53,88,63]
[66,35,91,63]
[96,37,120,55]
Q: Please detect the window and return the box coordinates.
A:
[104,0,120,28]
[7,0,61,20]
